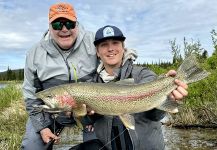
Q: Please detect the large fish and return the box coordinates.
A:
[34,55,210,130]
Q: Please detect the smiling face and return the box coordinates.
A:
[96,39,125,71]
[49,18,78,50]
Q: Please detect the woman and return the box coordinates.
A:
[83,25,188,150]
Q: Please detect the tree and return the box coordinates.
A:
[169,39,182,64]
[6,66,13,80]
[211,29,217,55]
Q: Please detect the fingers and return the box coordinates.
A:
[85,125,94,132]
[175,79,188,89]
[88,110,95,115]
[83,104,95,115]
[170,80,188,101]
[166,70,176,77]
[65,111,72,117]
[40,128,60,144]
[172,90,184,100]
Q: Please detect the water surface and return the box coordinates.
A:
[0,84,6,89]
[54,126,217,149]
[163,126,217,150]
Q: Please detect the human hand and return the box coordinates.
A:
[166,70,188,101]
[85,125,94,132]
[40,128,60,144]
[83,104,95,115]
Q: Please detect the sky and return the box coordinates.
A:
[0,0,217,72]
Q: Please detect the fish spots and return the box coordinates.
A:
[55,92,77,109]
[97,88,162,102]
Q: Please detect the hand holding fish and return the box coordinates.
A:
[40,128,60,144]
[166,70,188,101]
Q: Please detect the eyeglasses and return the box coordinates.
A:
[51,21,76,30]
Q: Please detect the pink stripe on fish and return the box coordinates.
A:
[96,88,162,101]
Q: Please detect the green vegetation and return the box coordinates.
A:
[0,68,24,81]
[0,84,27,150]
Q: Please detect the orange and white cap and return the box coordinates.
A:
[49,2,77,23]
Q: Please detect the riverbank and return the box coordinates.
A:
[171,104,217,129]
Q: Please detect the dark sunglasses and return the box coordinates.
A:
[51,21,76,30]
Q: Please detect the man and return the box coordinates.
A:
[21,2,97,149]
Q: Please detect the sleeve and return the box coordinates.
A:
[133,66,166,121]
[22,48,52,132]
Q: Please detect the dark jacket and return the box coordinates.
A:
[90,59,166,150]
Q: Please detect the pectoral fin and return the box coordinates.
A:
[119,114,135,130]
[73,104,87,130]
[73,103,87,117]
[74,116,83,130]
[157,98,179,113]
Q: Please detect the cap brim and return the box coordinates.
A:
[94,36,126,46]
[49,14,77,23]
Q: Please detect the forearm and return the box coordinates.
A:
[25,97,52,132]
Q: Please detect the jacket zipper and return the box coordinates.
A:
[128,129,135,150]
[58,51,72,82]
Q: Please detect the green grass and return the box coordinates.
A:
[0,84,23,111]
[0,83,27,150]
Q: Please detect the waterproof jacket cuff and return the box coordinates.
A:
[30,112,52,132]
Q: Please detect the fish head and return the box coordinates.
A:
[35,86,76,111]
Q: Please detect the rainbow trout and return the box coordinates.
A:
[35,55,210,129]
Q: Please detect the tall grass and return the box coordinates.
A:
[0,84,27,150]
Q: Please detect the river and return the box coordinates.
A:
[54,126,217,150]
[163,126,217,150]
[0,84,6,89]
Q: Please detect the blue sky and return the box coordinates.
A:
[0,0,217,72]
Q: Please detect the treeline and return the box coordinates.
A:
[1,29,217,82]
[138,30,217,75]
[0,67,24,81]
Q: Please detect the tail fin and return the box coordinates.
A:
[176,54,210,84]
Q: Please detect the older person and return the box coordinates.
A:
[21,2,98,150]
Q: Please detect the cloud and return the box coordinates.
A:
[0,0,216,72]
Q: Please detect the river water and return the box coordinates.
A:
[0,84,6,89]
[54,126,217,150]
[163,126,217,150]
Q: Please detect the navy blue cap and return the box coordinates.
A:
[94,25,126,46]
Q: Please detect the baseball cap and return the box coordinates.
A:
[49,3,77,23]
[94,25,126,46]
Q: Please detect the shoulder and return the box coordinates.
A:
[78,23,95,42]
[132,65,157,83]
[77,23,96,54]
[26,41,45,60]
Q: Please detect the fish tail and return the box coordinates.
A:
[176,54,210,84]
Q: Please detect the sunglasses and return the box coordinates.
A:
[51,21,76,30]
